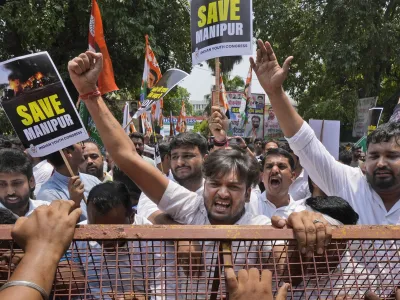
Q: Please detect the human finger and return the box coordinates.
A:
[68,60,84,75]
[250,57,258,72]
[364,291,380,300]
[302,214,317,258]
[264,41,277,62]
[78,53,91,72]
[237,268,249,285]
[260,269,272,286]
[225,268,238,292]
[72,57,86,75]
[271,215,287,228]
[287,212,307,255]
[257,39,268,59]
[276,283,290,300]
[85,51,103,71]
[282,56,294,75]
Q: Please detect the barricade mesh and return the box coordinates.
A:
[0,225,399,299]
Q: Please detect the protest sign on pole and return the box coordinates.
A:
[0,52,88,157]
[134,69,189,118]
[190,0,253,65]
[367,107,383,135]
[264,105,284,139]
[352,97,378,137]
[227,92,264,138]
[309,119,340,160]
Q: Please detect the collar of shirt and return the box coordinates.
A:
[261,191,295,209]
[0,198,48,218]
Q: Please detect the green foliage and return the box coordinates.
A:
[253,0,400,127]
[163,86,193,116]
[0,108,15,136]
[0,0,192,99]
[193,119,209,137]
[206,56,243,74]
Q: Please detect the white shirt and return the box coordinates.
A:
[137,178,205,220]
[287,121,400,225]
[73,215,176,300]
[288,169,311,201]
[159,180,271,226]
[33,160,53,197]
[0,198,49,218]
[246,191,301,219]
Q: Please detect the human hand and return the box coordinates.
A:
[225,268,289,300]
[272,210,332,258]
[229,136,247,149]
[11,200,81,262]
[177,241,203,277]
[364,290,400,300]
[250,39,293,95]
[67,51,103,95]
[209,106,228,143]
[68,176,84,209]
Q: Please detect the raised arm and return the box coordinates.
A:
[67,52,168,203]
[250,40,301,138]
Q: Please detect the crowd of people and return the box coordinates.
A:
[0,41,399,299]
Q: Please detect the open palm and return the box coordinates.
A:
[250,40,293,94]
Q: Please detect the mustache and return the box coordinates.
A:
[373,167,393,176]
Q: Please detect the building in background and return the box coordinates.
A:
[191,99,208,114]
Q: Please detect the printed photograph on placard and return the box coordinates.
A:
[244,93,265,139]
[0,52,88,157]
[264,105,284,139]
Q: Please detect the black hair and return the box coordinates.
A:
[278,141,294,154]
[129,132,144,143]
[0,208,18,224]
[367,122,400,149]
[251,115,261,122]
[261,148,295,171]
[339,150,352,166]
[0,148,33,180]
[263,139,279,149]
[112,166,142,206]
[169,132,208,156]
[46,145,74,167]
[87,181,132,215]
[351,145,361,152]
[308,176,314,194]
[305,196,359,225]
[158,142,170,161]
[254,138,262,144]
[203,149,260,188]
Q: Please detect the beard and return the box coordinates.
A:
[86,165,103,180]
[366,168,398,190]
[172,166,203,188]
[0,193,30,211]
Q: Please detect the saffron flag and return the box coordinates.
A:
[88,0,118,95]
[176,101,187,133]
[140,35,162,102]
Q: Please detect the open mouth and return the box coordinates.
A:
[214,200,231,213]
[6,197,19,203]
[269,177,281,188]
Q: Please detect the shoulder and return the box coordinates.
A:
[30,199,50,208]
[80,173,102,185]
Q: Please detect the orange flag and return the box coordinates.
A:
[176,101,187,133]
[88,0,118,95]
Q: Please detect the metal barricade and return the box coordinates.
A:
[0,225,399,299]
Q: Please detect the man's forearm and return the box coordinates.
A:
[0,251,59,300]
[82,96,169,203]
[267,88,304,138]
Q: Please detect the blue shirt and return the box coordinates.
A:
[37,171,101,220]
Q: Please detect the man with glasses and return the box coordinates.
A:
[37,142,101,220]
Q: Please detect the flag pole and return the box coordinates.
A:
[214,57,220,108]
[59,150,87,204]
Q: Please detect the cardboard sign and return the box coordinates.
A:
[134,69,189,118]
[367,107,383,135]
[309,119,340,160]
[352,97,377,137]
[0,52,88,157]
[190,0,253,65]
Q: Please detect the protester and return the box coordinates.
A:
[0,200,81,300]
[158,142,171,176]
[67,50,331,253]
[70,181,175,299]
[37,143,101,219]
[79,141,112,182]
[138,132,207,224]
[24,153,54,198]
[251,38,400,225]
[253,138,263,161]
[129,132,155,166]
[247,148,300,219]
[350,145,363,168]
[0,149,49,217]
[264,139,279,152]
[113,166,142,210]
[338,150,352,166]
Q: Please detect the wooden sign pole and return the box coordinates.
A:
[59,150,87,204]
[214,57,221,108]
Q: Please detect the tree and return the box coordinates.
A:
[206,56,243,74]
[163,86,193,116]
[0,0,192,100]
[253,0,400,129]
[193,120,209,138]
